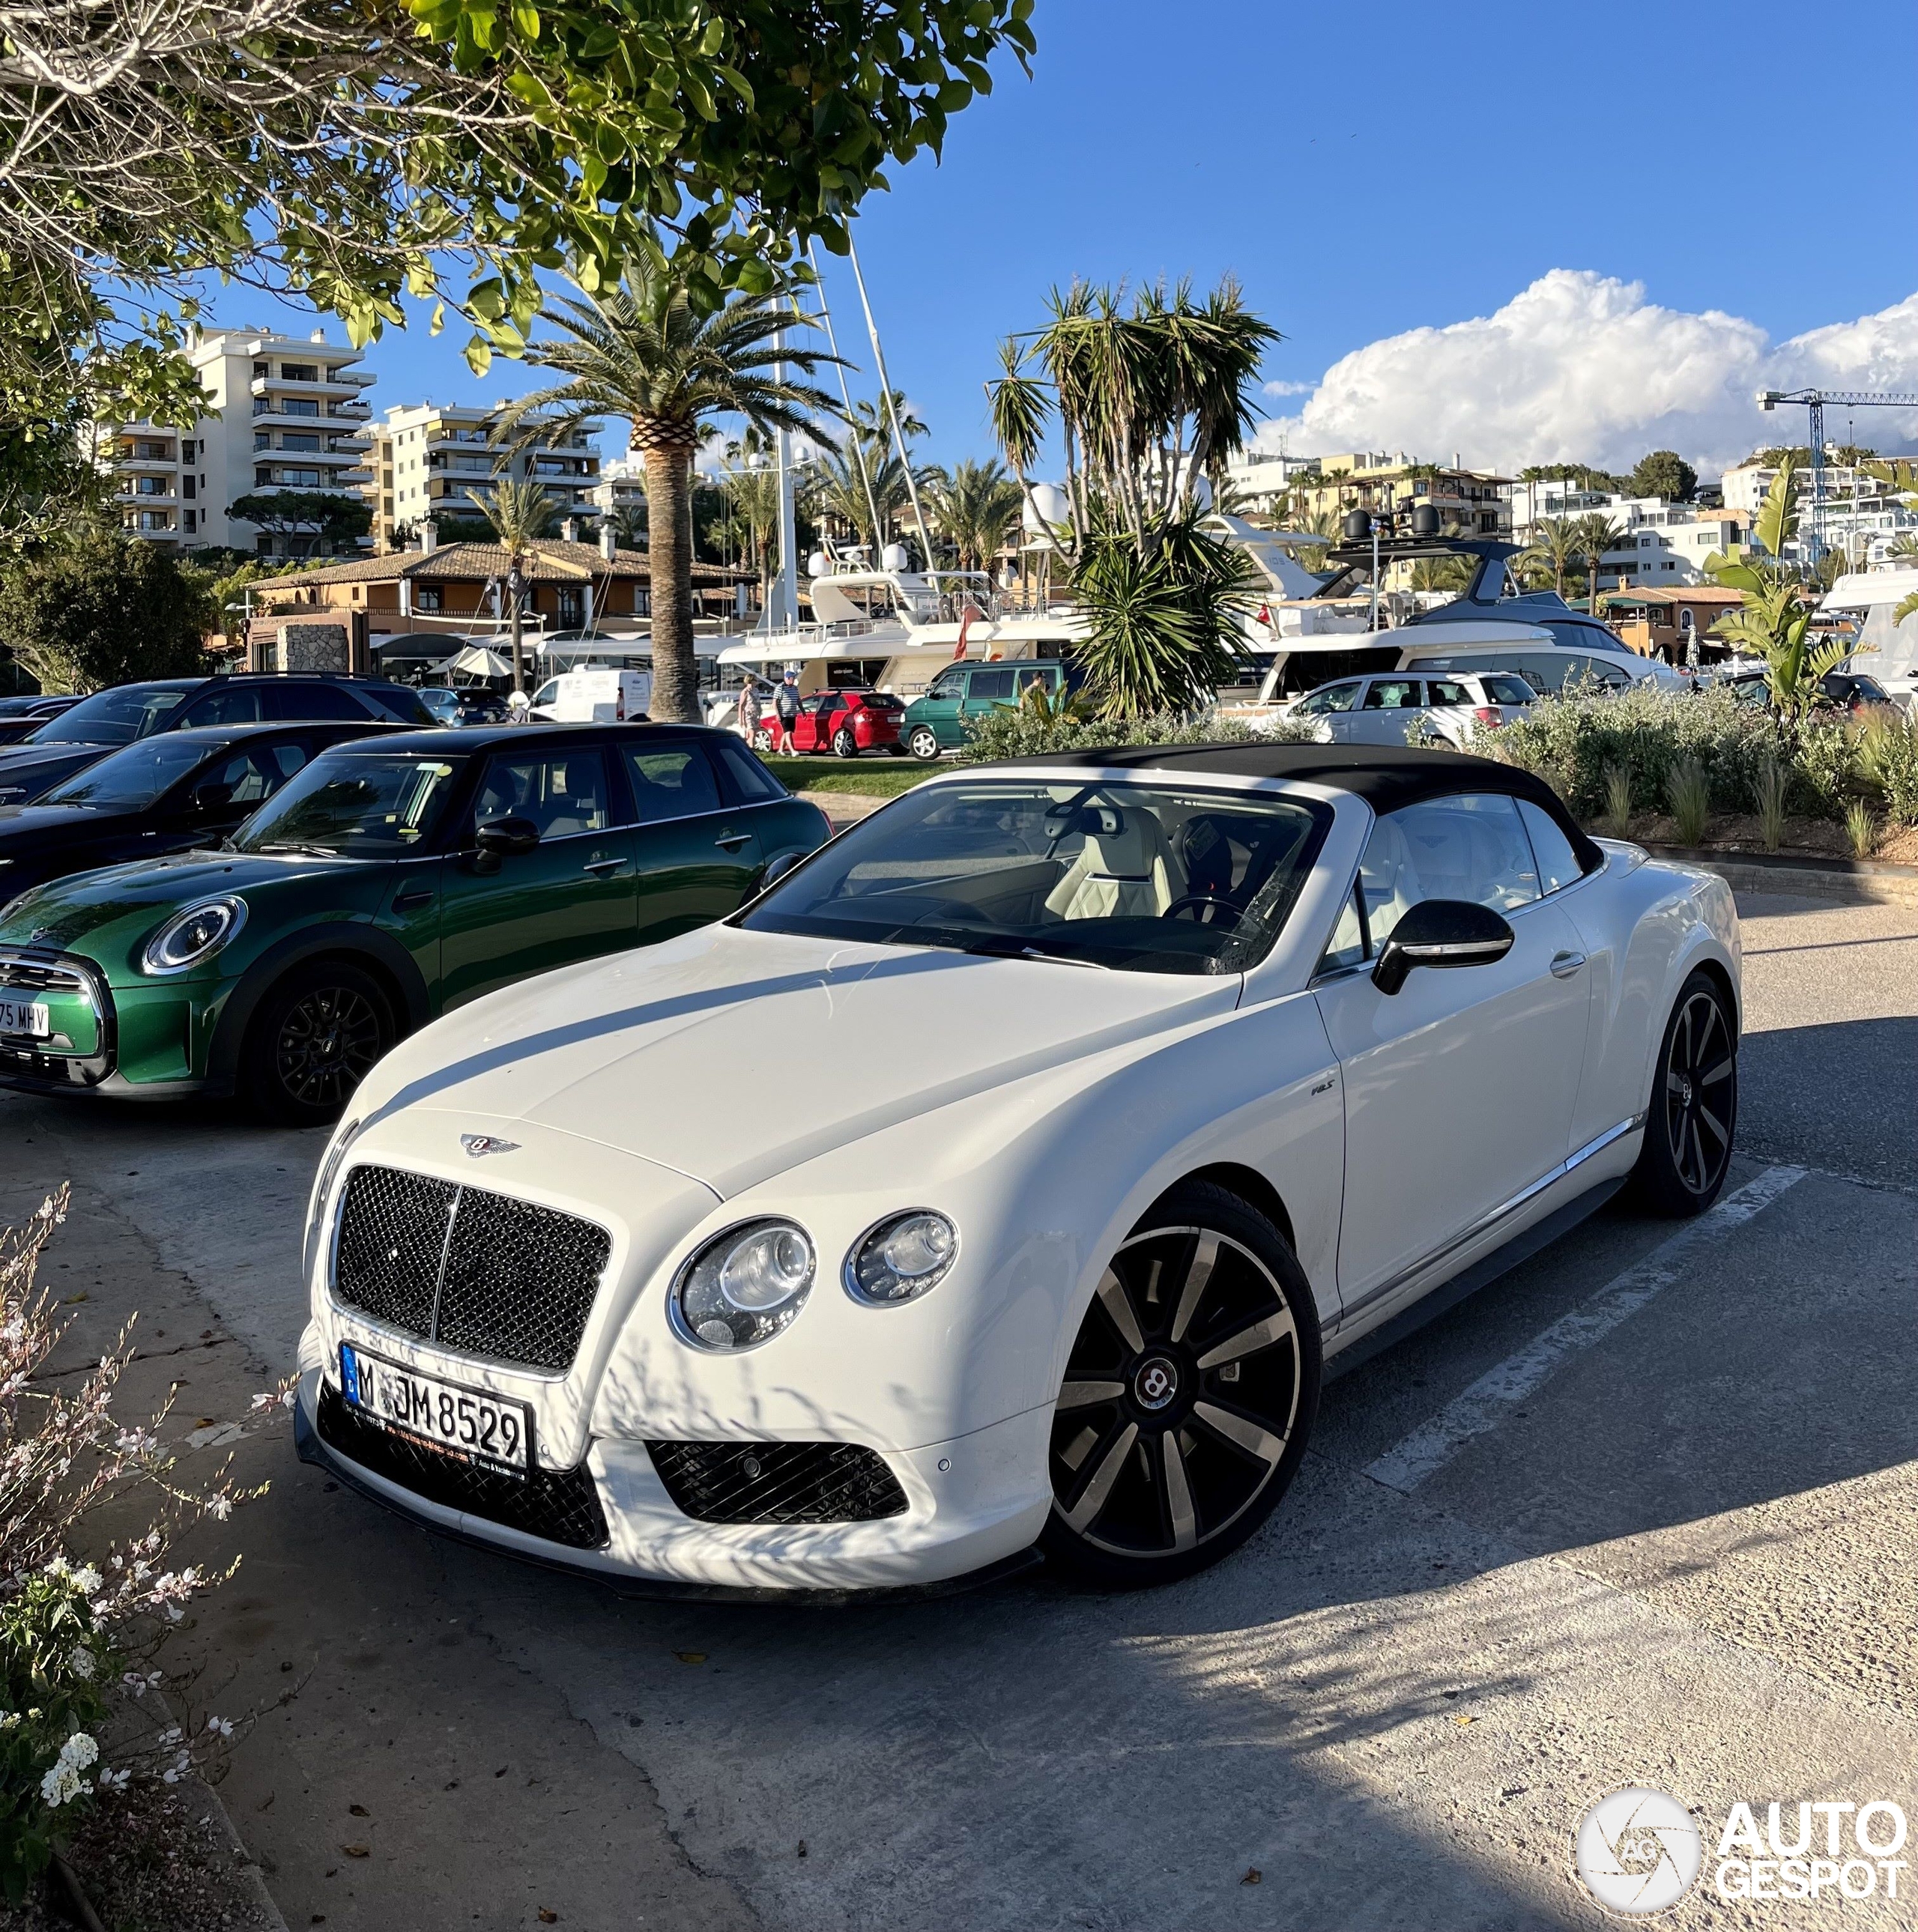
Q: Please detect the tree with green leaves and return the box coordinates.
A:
[491,273,843,719]
[1705,458,1848,714]
[2,1,1035,525]
[1519,518,1581,597]
[1624,449,1698,503]
[987,276,1275,718]
[1568,512,1630,614]
[0,527,212,691]
[226,491,372,556]
[462,479,555,691]
[925,458,1023,577]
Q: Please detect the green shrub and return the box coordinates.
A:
[1666,758,1711,846]
[1847,798,1878,858]
[1857,707,1918,826]
[1488,684,1859,825]
[1755,755,1787,852]
[1602,763,1633,836]
[957,703,1315,764]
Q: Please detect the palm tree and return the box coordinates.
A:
[1519,518,1580,596]
[807,443,916,554]
[717,459,781,612]
[492,271,844,721]
[926,458,1023,578]
[465,479,556,691]
[1568,512,1630,614]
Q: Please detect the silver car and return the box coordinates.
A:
[1285,670,1537,748]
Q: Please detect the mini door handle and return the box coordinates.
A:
[583,857,624,875]
[393,888,434,909]
[715,833,751,852]
[1550,950,1587,978]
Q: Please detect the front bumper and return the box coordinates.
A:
[0,948,223,1096]
[293,1368,1051,1599]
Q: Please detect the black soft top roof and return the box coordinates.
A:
[997,742,1603,870]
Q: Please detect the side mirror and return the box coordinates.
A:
[1372,899,1514,996]
[473,814,540,857]
[192,778,235,812]
[760,851,802,890]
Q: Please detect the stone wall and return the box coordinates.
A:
[273,623,350,673]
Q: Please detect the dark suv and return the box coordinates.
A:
[0,676,435,805]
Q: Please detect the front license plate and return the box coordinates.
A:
[339,1343,531,1475]
[0,997,49,1038]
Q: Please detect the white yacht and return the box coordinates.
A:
[1819,566,1918,712]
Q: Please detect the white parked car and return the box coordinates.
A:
[294,745,1740,1593]
[1284,669,1538,747]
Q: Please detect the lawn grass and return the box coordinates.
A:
[771,754,933,797]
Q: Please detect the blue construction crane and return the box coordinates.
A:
[1756,387,1918,561]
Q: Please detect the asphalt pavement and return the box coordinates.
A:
[6,886,1914,1931]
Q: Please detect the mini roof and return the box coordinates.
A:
[993,742,1603,868]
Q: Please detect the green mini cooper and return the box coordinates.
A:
[0,723,828,1123]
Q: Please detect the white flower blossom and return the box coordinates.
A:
[68,1647,94,1680]
[158,1726,182,1745]
[39,1732,99,1808]
[208,1495,232,1521]
[205,1715,234,1739]
[96,1766,131,1793]
[72,1565,101,1594]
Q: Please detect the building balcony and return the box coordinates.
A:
[118,485,178,504]
[250,372,366,401]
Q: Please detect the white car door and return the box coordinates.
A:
[1346,676,1425,745]
[1313,790,1592,1304]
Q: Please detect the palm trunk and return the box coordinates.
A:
[644,438,698,721]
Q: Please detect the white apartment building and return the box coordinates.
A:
[102,327,375,554]
[367,402,603,548]
[1220,449,1321,514]
[589,454,647,522]
[1720,452,1917,563]
[1501,484,1748,587]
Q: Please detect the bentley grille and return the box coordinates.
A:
[332,1164,611,1374]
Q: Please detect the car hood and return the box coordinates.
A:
[0,849,368,952]
[0,736,112,770]
[363,923,1241,1197]
[0,802,139,847]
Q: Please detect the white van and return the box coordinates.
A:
[530,668,653,722]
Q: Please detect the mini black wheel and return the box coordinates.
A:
[831,725,859,759]
[243,960,395,1127]
[1632,969,1737,1217]
[907,725,942,763]
[1041,1181,1321,1588]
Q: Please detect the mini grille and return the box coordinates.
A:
[647,1441,910,1524]
[0,955,91,996]
[317,1383,608,1549]
[332,1164,611,1372]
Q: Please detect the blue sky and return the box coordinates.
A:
[232,0,1918,476]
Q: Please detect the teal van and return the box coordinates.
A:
[901,659,1068,760]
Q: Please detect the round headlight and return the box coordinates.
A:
[846,1210,958,1306]
[142,897,246,975]
[671,1220,815,1351]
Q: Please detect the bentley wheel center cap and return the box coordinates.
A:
[1134,1354,1181,1411]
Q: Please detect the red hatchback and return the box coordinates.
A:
[755,688,905,758]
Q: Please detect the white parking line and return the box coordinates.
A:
[1364,1164,1807,1495]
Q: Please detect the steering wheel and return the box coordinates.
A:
[1163,894,1241,926]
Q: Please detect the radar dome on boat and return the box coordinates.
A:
[807,551,829,578]
[1024,482,1071,531]
[881,542,910,572]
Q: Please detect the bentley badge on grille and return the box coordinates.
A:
[459,1133,521,1157]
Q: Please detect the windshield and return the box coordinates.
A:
[231,751,466,857]
[741,779,1330,975]
[41,735,224,808]
[28,682,193,746]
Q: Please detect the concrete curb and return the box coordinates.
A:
[1640,842,1918,907]
[181,1739,292,1932]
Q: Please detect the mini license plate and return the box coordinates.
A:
[339,1343,531,1475]
[0,997,49,1038]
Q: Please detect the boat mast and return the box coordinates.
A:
[846,225,937,569]
[808,240,886,566]
[772,301,800,635]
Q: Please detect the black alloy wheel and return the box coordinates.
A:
[1041,1181,1320,1587]
[831,724,859,759]
[244,961,395,1127]
[1633,969,1737,1217]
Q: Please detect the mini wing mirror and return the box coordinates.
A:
[473,814,540,857]
[760,850,803,889]
[1371,899,1515,996]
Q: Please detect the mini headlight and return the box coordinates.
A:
[142,897,246,975]
[671,1220,815,1351]
[846,1210,958,1306]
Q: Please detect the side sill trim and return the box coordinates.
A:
[1336,1113,1645,1326]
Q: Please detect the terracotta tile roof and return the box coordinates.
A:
[259,540,748,589]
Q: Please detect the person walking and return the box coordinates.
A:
[736,679,762,744]
[772,669,801,756]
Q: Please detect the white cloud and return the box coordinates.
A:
[1253,270,1918,478]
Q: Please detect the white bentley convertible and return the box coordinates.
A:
[294,745,1740,1593]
